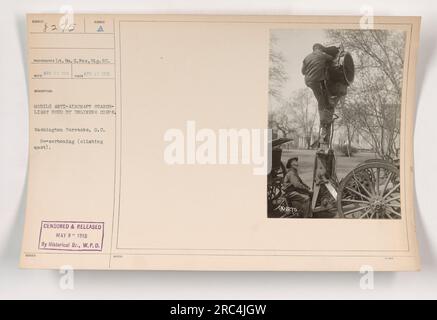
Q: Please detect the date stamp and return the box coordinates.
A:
[38,221,104,251]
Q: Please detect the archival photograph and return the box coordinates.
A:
[267,28,405,219]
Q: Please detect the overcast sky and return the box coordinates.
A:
[271,29,333,107]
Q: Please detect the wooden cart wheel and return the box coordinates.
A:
[337,162,400,219]
[267,162,287,215]
[268,163,286,200]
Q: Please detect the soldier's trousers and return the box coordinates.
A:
[306,81,334,145]
[287,191,312,218]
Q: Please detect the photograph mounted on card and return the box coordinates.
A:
[21,14,420,271]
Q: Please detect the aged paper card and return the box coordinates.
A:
[21,14,420,270]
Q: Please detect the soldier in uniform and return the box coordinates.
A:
[302,43,345,151]
[283,157,312,218]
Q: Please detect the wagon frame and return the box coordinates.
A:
[267,137,401,219]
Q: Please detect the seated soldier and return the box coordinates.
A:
[283,157,312,218]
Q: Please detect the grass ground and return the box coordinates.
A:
[281,148,377,186]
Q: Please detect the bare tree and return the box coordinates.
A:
[288,88,318,149]
[269,35,288,104]
[271,108,294,138]
[336,98,357,157]
[326,29,405,160]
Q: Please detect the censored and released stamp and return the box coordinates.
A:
[38,221,104,251]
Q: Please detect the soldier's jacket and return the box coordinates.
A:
[283,168,310,194]
[301,50,334,84]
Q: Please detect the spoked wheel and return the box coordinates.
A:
[337,162,401,219]
[267,163,287,216]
